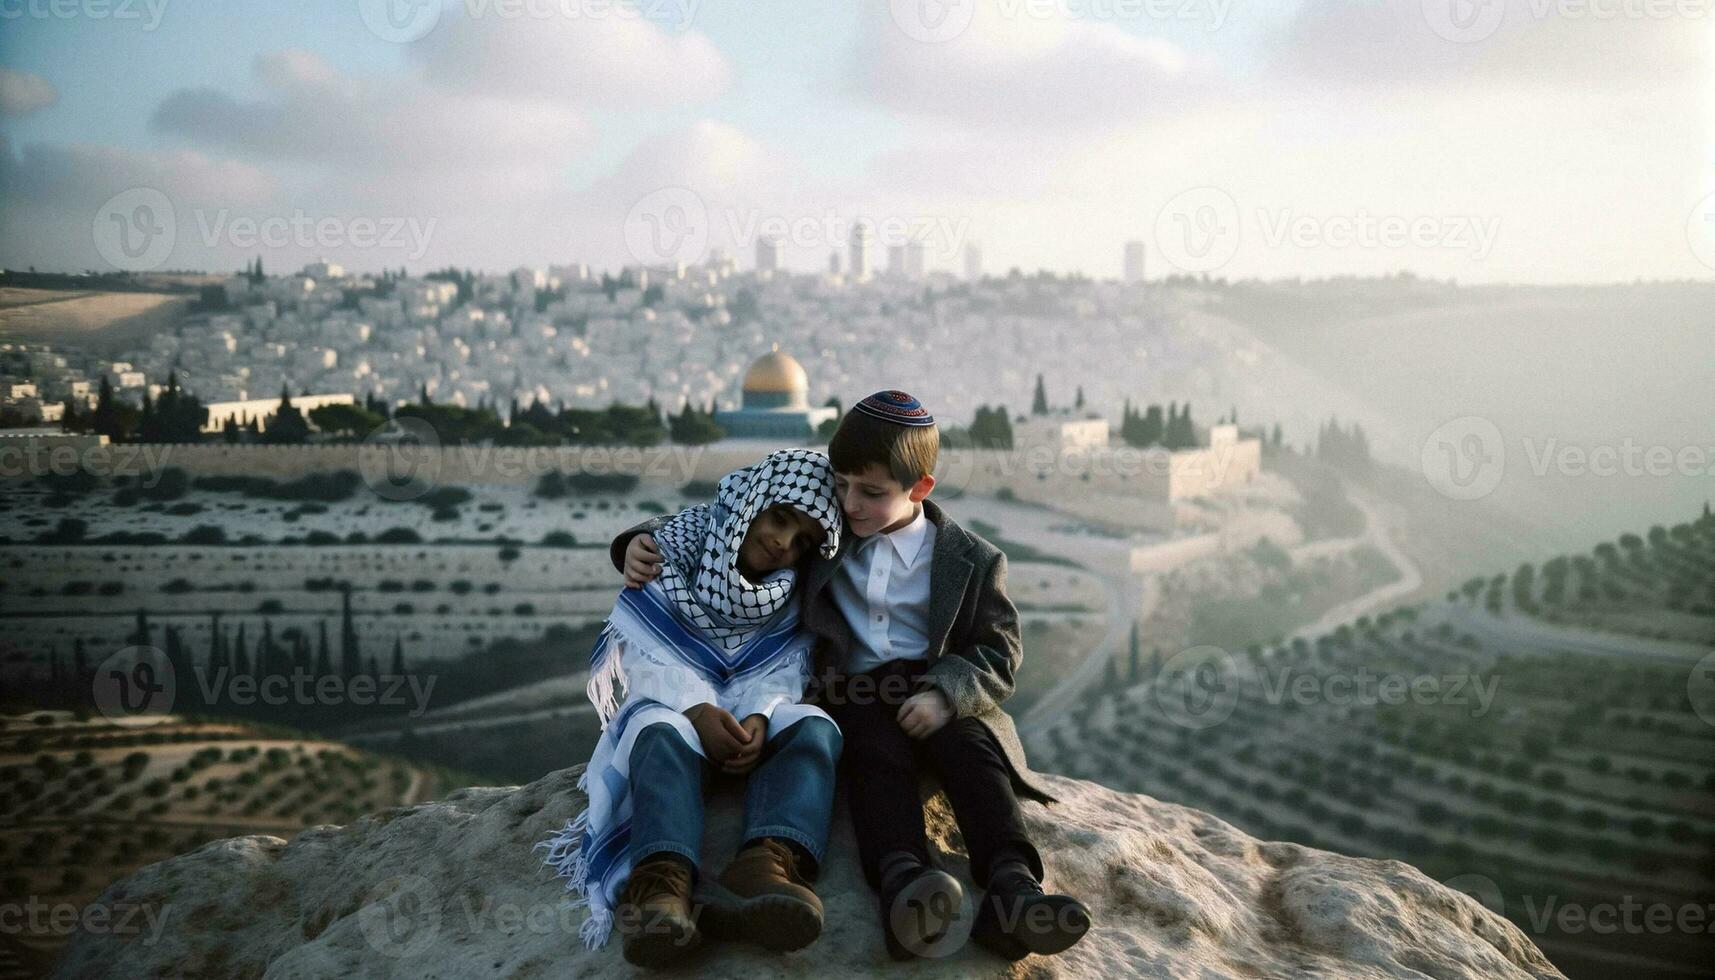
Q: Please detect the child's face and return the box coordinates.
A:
[834,462,932,539]
[737,503,826,579]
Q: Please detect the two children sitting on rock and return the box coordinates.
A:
[537,391,1092,965]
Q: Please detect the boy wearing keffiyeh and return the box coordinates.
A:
[535,448,845,968]
[612,393,1093,963]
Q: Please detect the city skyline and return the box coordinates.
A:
[0,1,1708,284]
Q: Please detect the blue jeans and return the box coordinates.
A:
[628,715,842,878]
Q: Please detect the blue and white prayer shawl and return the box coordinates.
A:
[534,449,842,949]
[533,585,816,949]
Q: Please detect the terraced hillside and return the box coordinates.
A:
[1032,508,1715,980]
[0,712,478,976]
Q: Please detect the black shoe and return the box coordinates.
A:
[879,865,967,961]
[971,872,1091,960]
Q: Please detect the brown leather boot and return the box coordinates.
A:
[698,838,823,952]
[616,855,702,967]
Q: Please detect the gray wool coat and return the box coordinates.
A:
[608,497,1058,806]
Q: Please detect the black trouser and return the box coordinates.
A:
[823,658,1044,892]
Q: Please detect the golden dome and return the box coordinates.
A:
[742,350,809,394]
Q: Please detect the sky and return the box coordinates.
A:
[0,0,1710,283]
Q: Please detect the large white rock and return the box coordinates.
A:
[53,767,1564,978]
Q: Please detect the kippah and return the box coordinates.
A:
[852,389,935,427]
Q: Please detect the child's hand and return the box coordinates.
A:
[623,533,663,589]
[685,703,751,764]
[897,689,954,740]
[720,714,769,776]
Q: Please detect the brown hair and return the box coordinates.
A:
[828,407,939,489]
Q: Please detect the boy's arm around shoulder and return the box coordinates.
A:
[921,548,1022,719]
[609,514,674,573]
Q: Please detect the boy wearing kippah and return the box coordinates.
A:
[613,391,1091,962]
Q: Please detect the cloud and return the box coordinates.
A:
[0,66,58,116]
[0,136,276,271]
[150,49,591,177]
[1266,0,1705,89]
[407,4,731,108]
[851,1,1211,132]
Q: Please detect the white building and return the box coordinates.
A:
[755,236,781,275]
[849,223,872,282]
[200,392,357,434]
[905,239,927,280]
[1124,241,1147,283]
[1012,414,1111,453]
[303,258,344,280]
[964,242,983,281]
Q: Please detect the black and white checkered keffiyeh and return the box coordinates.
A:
[650,448,842,652]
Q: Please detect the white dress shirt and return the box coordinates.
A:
[830,504,937,676]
